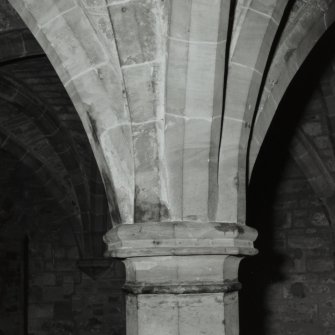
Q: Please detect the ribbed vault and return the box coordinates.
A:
[5,0,334,228]
[0,7,111,259]
[253,32,335,226]
[249,0,335,173]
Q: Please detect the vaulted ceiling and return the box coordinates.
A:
[1,0,335,255]
[0,1,111,259]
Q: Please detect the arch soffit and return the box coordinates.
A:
[249,1,335,177]
[8,0,128,224]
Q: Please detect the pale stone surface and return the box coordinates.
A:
[104,218,256,334]
[104,219,256,334]
[128,293,237,335]
[117,248,246,335]
[219,0,287,223]
[164,0,229,222]
[104,221,258,258]
[105,221,255,334]
[108,0,159,66]
[8,0,294,226]
[127,257,221,284]
[119,251,245,335]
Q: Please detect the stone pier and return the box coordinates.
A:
[104,222,257,334]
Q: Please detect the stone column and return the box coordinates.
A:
[104,222,257,335]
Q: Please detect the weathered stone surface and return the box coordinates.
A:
[107,0,159,66]
[104,219,256,334]
[122,254,242,335]
[9,0,320,228]
[104,221,257,258]
[128,293,238,335]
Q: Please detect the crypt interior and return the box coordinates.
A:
[1,0,335,335]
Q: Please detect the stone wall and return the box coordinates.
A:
[241,153,335,335]
[0,225,125,335]
[0,238,25,335]
[27,225,125,335]
[0,195,125,335]
[241,71,335,335]
[267,161,335,335]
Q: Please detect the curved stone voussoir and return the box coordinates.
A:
[249,0,335,175]
[103,221,258,258]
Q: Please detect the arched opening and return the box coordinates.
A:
[241,20,335,335]
[0,3,125,333]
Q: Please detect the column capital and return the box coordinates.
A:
[103,221,258,258]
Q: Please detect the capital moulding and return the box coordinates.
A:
[103,221,258,258]
[123,280,242,295]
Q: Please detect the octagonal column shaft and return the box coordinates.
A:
[104,222,257,335]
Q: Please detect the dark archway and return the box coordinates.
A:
[240,22,335,335]
[0,8,125,333]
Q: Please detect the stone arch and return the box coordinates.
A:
[0,24,111,257]
[218,0,289,223]
[0,130,76,218]
[6,0,232,224]
[0,73,96,255]
[8,0,131,224]
[5,0,299,226]
[249,1,335,176]
[290,128,335,222]
[240,36,335,332]
[0,28,42,62]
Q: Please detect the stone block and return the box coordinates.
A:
[273,211,292,228]
[307,258,334,273]
[182,147,210,221]
[108,0,158,66]
[320,298,335,327]
[29,303,53,318]
[269,300,318,323]
[233,8,277,72]
[169,0,229,42]
[288,231,329,249]
[23,0,77,27]
[123,63,158,123]
[29,285,43,303]
[43,287,64,302]
[32,273,56,286]
[63,283,74,296]
[66,246,79,259]
[311,212,329,226]
[55,260,76,271]
[55,248,66,259]
[130,293,233,335]
[54,301,73,321]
